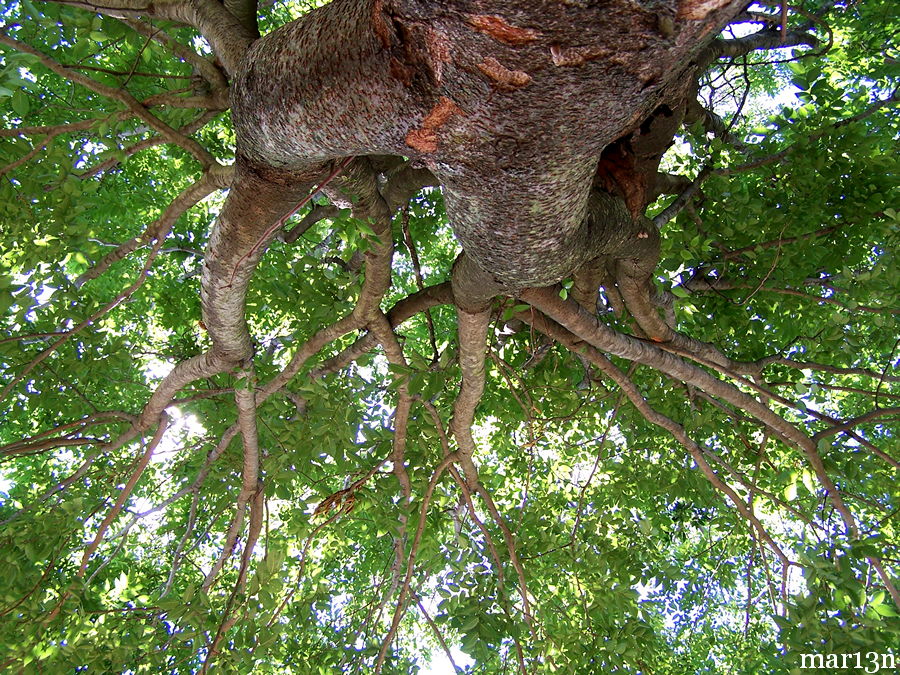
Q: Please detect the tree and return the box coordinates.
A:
[0,0,897,670]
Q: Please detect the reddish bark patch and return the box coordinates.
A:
[422,97,461,132]
[372,0,392,49]
[550,44,611,67]
[405,96,463,153]
[476,56,532,89]
[595,105,681,218]
[465,14,541,46]
[425,27,451,85]
[390,56,415,86]
[405,130,439,153]
[595,145,650,219]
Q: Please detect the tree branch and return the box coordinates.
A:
[45,0,255,76]
[520,309,794,565]
[0,29,215,167]
[75,166,230,286]
[519,286,858,534]
[699,27,819,69]
[78,415,169,576]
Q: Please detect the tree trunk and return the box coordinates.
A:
[230,0,745,288]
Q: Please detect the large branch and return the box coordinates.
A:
[698,27,819,69]
[44,0,255,75]
[233,0,748,288]
[519,286,858,534]
[202,368,261,592]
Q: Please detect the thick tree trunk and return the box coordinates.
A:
[230,0,745,289]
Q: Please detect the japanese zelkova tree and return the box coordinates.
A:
[0,0,898,671]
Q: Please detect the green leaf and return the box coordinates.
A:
[11,90,30,117]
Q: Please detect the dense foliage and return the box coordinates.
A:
[0,0,898,673]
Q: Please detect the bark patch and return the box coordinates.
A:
[425,27,452,85]
[677,0,733,20]
[465,14,541,46]
[390,56,415,86]
[405,96,463,153]
[372,0,392,49]
[476,56,532,89]
[550,44,612,67]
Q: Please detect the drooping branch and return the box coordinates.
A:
[0,29,215,167]
[79,110,222,179]
[702,448,819,530]
[310,283,453,381]
[653,165,713,228]
[682,276,900,315]
[122,19,227,92]
[368,314,414,605]
[202,485,264,673]
[1,231,172,403]
[448,302,491,470]
[699,27,820,69]
[0,411,133,459]
[400,206,439,360]
[812,408,900,443]
[374,453,459,674]
[519,286,858,534]
[682,98,746,148]
[278,204,339,244]
[78,415,169,576]
[202,368,262,592]
[758,357,900,384]
[519,309,794,565]
[415,598,463,674]
[0,135,53,177]
[717,91,899,175]
[170,158,402,598]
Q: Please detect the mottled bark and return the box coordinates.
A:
[231,0,746,291]
[201,162,327,362]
